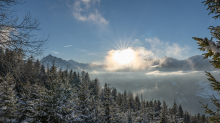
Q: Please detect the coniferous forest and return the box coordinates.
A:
[0,48,209,123]
[1,0,220,123]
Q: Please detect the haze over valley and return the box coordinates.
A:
[40,54,220,115]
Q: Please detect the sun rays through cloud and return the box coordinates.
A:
[105,47,154,71]
[104,37,193,71]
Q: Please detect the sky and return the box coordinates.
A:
[16,0,220,63]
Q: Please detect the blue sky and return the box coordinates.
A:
[16,0,219,63]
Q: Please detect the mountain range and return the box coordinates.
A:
[149,55,217,71]
[40,54,217,71]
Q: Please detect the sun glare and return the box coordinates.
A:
[113,48,135,65]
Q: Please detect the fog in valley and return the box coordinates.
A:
[41,53,220,115]
[90,70,220,115]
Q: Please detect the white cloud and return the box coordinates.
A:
[105,47,155,71]
[90,61,105,66]
[52,51,60,54]
[87,53,96,55]
[145,70,199,76]
[132,39,142,46]
[64,45,72,47]
[145,37,190,59]
[104,37,192,71]
[72,0,108,25]
[90,70,99,74]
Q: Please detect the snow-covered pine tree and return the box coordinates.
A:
[128,91,135,112]
[112,87,117,102]
[90,95,104,123]
[140,100,148,123]
[0,74,19,123]
[110,99,121,123]
[60,72,77,122]
[193,0,220,122]
[135,94,141,112]
[74,71,94,122]
[34,59,41,75]
[90,78,101,98]
[17,81,47,123]
[146,100,156,122]
[74,71,80,88]
[124,90,128,111]
[160,101,168,123]
[172,101,178,122]
[29,70,77,123]
[119,94,126,112]
[184,111,190,123]
[133,94,142,122]
[102,83,122,123]
[89,78,103,123]
[103,83,112,123]
[126,108,133,123]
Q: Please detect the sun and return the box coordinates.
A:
[113,48,135,65]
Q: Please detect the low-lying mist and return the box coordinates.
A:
[90,70,220,115]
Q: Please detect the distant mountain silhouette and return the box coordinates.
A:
[149,55,217,71]
[40,54,217,71]
[40,54,104,71]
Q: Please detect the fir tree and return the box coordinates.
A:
[124,90,128,111]
[193,1,220,122]
[184,111,190,123]
[18,81,46,122]
[0,74,18,123]
[103,83,111,123]
[90,95,104,123]
[112,87,117,102]
[33,75,76,122]
[160,101,168,123]
[75,71,94,123]
[179,105,184,118]
[34,59,41,75]
[197,113,201,123]
[127,108,133,123]
[201,114,206,123]
[135,94,141,112]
